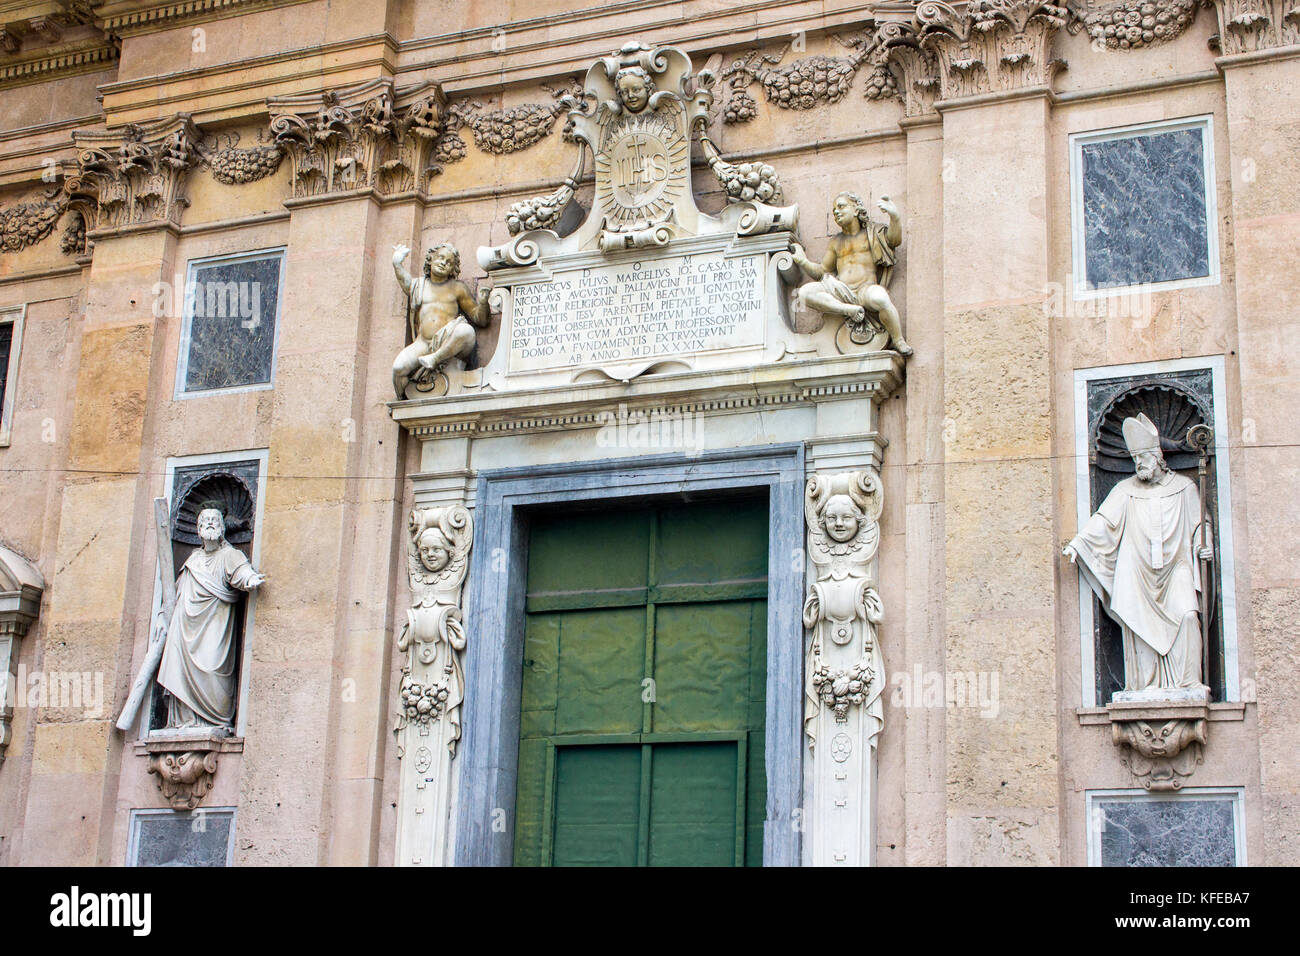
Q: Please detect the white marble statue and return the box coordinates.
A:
[396,506,472,755]
[156,506,266,729]
[790,191,912,356]
[393,505,472,867]
[392,242,491,398]
[803,473,886,750]
[1065,413,1213,696]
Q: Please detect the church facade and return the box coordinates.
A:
[0,0,1296,867]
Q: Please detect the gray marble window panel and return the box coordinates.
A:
[1081,127,1210,289]
[128,808,235,866]
[181,251,282,392]
[1097,796,1237,867]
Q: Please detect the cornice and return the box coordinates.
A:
[390,353,906,440]
[98,0,317,37]
[1214,40,1300,68]
[0,34,118,88]
[97,32,398,126]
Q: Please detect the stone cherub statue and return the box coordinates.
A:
[791,191,912,357]
[1065,413,1213,697]
[392,242,492,398]
[156,504,266,730]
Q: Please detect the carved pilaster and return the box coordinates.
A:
[394,505,472,866]
[1209,0,1300,54]
[71,115,199,232]
[803,469,886,866]
[918,0,1072,100]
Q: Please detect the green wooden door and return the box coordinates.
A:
[514,497,769,866]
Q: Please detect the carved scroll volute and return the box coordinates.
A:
[395,505,472,756]
[803,470,886,752]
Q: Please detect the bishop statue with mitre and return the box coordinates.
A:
[1064,413,1212,696]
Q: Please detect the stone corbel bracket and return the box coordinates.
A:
[140,734,242,811]
[0,545,44,763]
[1108,698,1209,790]
[71,114,200,235]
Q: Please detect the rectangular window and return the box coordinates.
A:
[128,807,236,866]
[1070,116,1218,297]
[177,248,285,396]
[1086,789,1244,866]
[0,306,24,447]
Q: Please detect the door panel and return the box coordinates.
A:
[652,600,765,734]
[551,744,643,867]
[646,742,740,867]
[514,498,768,867]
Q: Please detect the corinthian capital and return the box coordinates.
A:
[917,0,1072,99]
[1208,0,1300,55]
[267,78,448,200]
[71,115,199,232]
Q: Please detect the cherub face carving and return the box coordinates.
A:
[417,527,451,573]
[615,67,653,112]
[821,494,862,543]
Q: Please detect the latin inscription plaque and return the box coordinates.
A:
[509,250,765,373]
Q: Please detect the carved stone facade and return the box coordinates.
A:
[0,0,1295,871]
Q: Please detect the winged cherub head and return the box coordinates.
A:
[821,494,863,544]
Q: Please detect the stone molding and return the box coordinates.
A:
[98,0,317,37]
[0,34,118,88]
[390,352,906,441]
[0,543,43,764]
